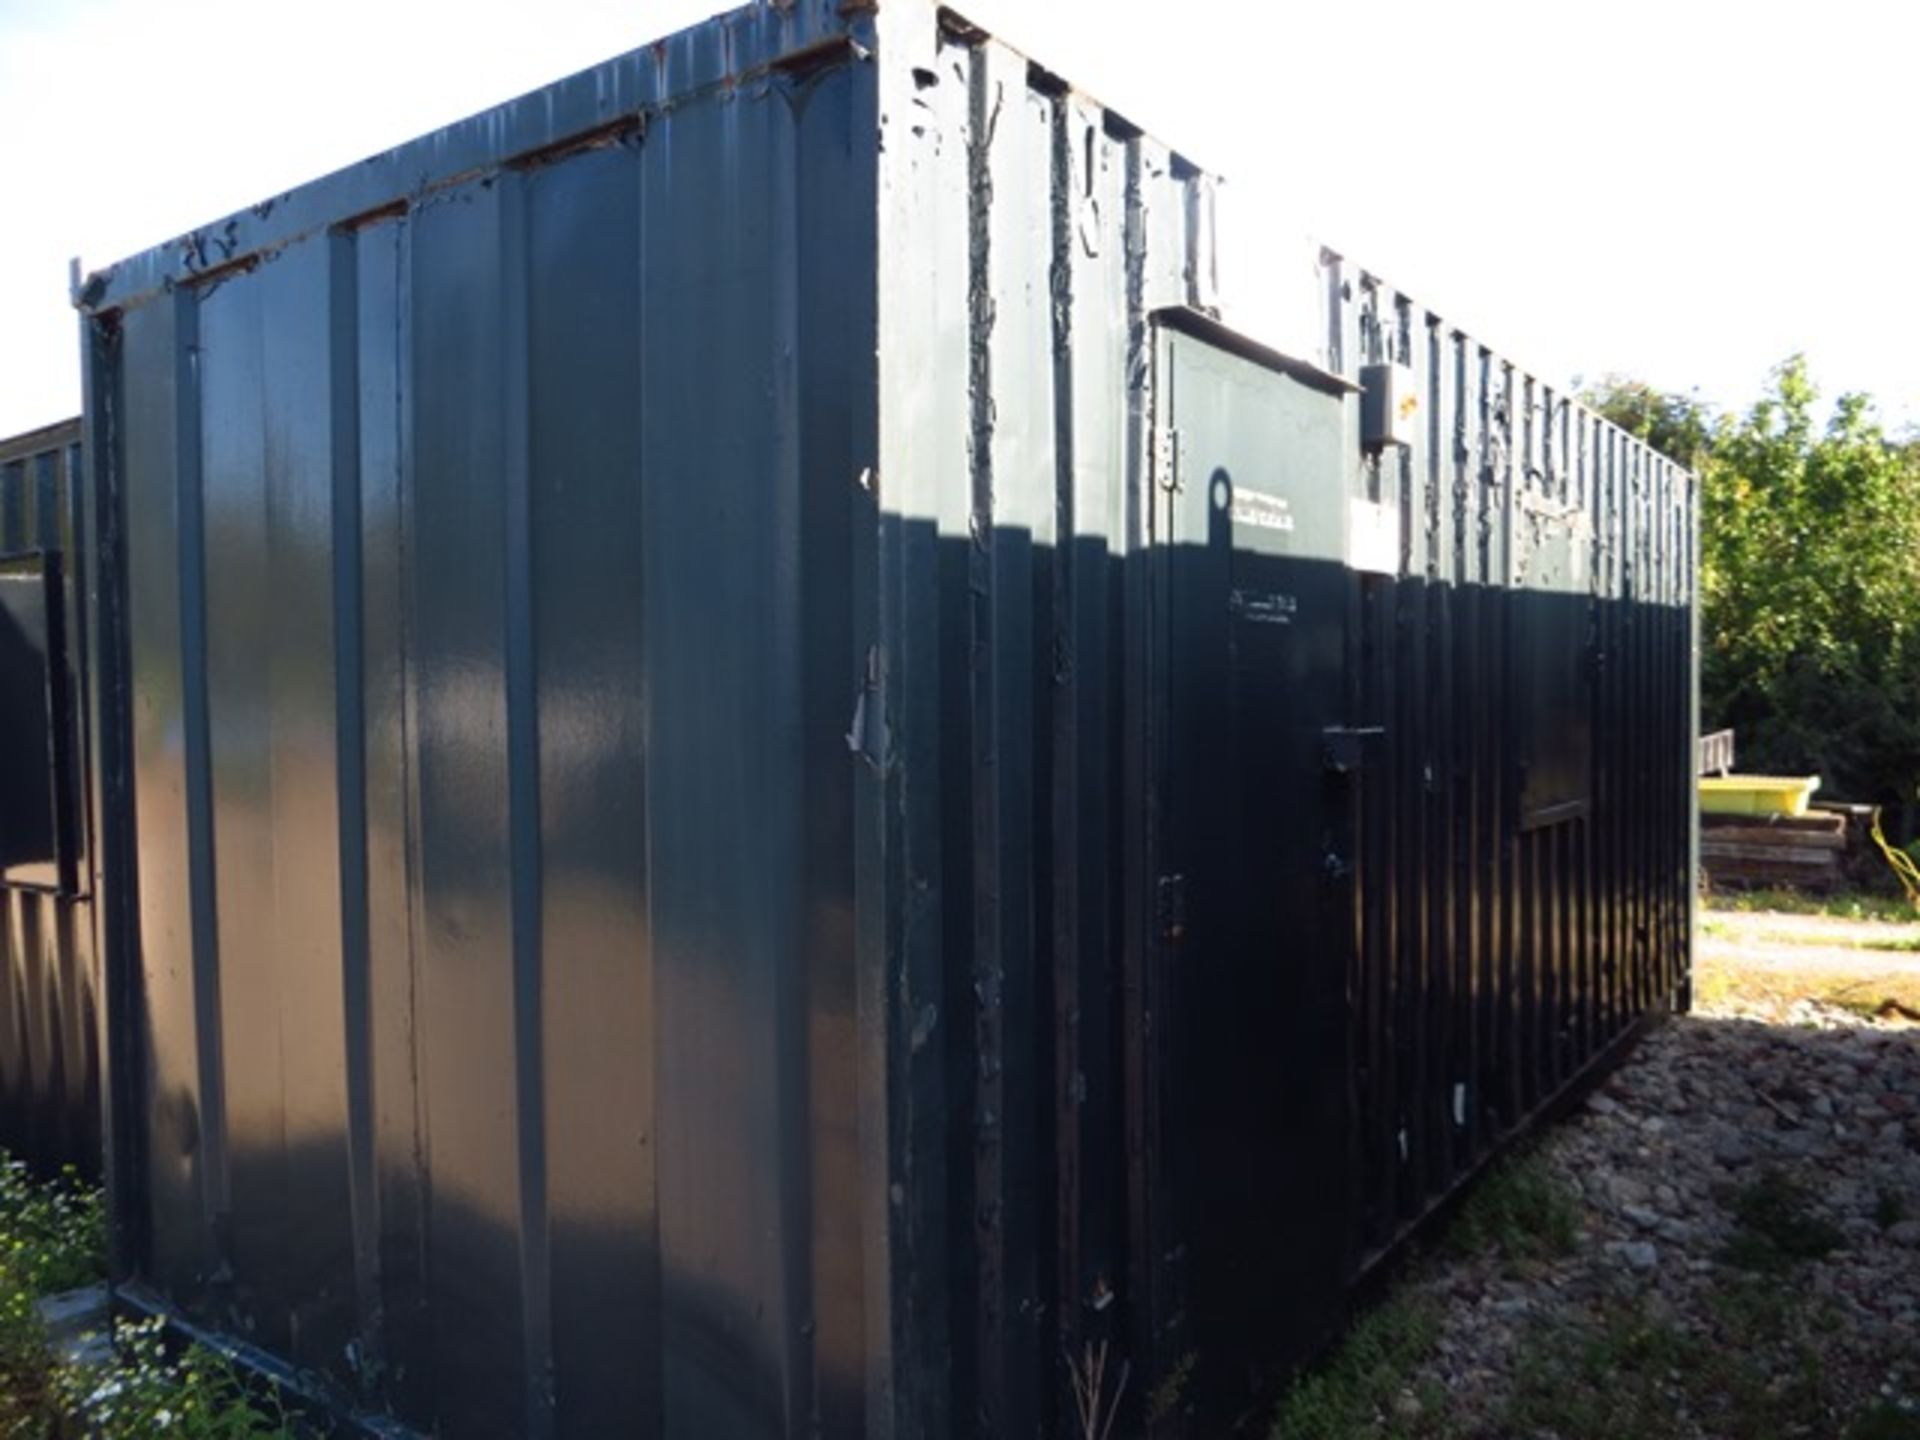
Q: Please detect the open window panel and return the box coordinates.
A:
[0,551,78,894]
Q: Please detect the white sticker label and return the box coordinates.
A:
[1228,588,1297,625]
[1229,488,1296,533]
[1348,497,1401,576]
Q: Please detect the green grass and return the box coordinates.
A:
[1270,1155,1579,1439]
[1448,1151,1580,1263]
[1505,1302,1696,1440]
[1694,894,1920,1019]
[1272,1150,1909,1440]
[1851,1403,1920,1440]
[1698,917,1920,951]
[1704,887,1919,923]
[1505,1279,1844,1440]
[1501,1174,1859,1439]
[1719,1169,1845,1273]
[1270,1293,1447,1440]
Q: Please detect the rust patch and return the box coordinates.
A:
[179,251,260,291]
[768,34,859,82]
[506,113,647,172]
[336,198,410,232]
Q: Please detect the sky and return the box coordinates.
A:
[0,0,1914,438]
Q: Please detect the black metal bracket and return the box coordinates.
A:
[1321,725,1386,775]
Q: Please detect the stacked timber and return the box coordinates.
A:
[1700,809,1846,892]
[1811,801,1892,891]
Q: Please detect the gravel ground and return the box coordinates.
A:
[1346,934,1920,1439]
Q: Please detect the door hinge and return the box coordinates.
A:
[1154,424,1181,492]
[1156,873,1187,941]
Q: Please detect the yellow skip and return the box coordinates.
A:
[1697,774,1821,818]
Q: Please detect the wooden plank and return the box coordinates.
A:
[1699,828,1845,853]
[1702,841,1844,865]
[1700,811,1844,837]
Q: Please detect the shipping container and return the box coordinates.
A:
[0,418,100,1183]
[66,1,1695,1435]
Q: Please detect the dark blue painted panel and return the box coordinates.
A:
[73,4,1692,1438]
[406,174,529,1439]
[521,137,660,1437]
[0,421,99,1185]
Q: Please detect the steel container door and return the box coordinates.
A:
[1152,314,1361,1411]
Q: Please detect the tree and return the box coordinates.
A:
[1580,374,1715,471]
[1586,359,1920,838]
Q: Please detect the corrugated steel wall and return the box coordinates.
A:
[76,1,1213,1435]
[1320,251,1697,1268]
[67,0,1693,1431]
[0,420,99,1182]
[869,9,1212,1435]
[83,7,880,1435]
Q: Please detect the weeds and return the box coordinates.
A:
[1506,1302,1696,1440]
[51,1316,293,1438]
[0,1152,292,1437]
[1720,1169,1845,1272]
[0,1159,104,1297]
[1506,1282,1841,1440]
[1448,1152,1579,1263]
[1270,1294,1445,1440]
[1143,1350,1194,1427]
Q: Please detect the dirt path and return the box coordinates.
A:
[1699,909,1920,974]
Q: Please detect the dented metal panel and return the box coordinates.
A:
[0,418,99,1181]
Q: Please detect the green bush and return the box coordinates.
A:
[0,1152,291,1437]
[0,1159,104,1298]
[51,1316,292,1439]
[1586,362,1920,845]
